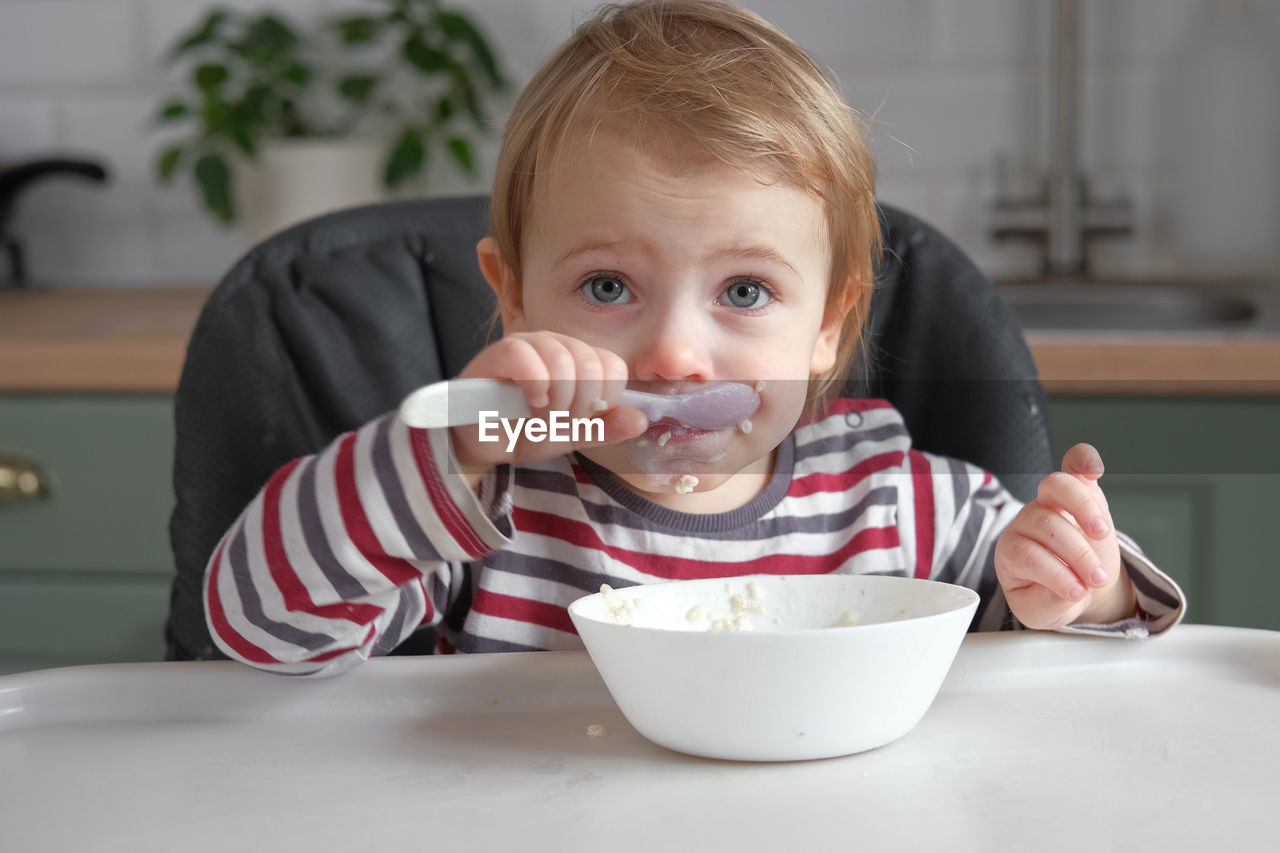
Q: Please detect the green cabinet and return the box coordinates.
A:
[1048,398,1280,630]
[0,395,176,674]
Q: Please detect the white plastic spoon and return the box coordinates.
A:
[399,379,760,432]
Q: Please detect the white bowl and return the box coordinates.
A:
[568,574,979,761]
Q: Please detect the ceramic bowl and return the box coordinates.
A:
[568,573,979,761]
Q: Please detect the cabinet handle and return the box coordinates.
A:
[0,452,53,502]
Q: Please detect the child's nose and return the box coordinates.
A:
[631,306,712,383]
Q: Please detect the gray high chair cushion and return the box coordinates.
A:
[166,196,1054,661]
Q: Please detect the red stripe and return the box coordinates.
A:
[205,535,282,665]
[472,588,577,635]
[512,506,898,580]
[909,450,936,578]
[407,427,490,559]
[788,451,904,497]
[335,432,422,586]
[263,457,384,625]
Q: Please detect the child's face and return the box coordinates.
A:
[483,129,844,511]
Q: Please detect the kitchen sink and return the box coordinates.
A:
[997,281,1274,333]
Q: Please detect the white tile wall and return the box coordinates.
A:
[0,0,1276,286]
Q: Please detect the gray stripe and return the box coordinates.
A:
[1127,560,1181,610]
[371,414,442,561]
[936,459,980,585]
[297,456,371,600]
[948,457,970,518]
[514,466,578,496]
[227,520,339,652]
[459,632,542,653]
[525,480,899,542]
[794,423,908,462]
[487,550,635,595]
[371,585,414,655]
[939,505,984,588]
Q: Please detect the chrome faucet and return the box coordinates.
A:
[989,0,1133,278]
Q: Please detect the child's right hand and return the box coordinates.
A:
[449,331,649,472]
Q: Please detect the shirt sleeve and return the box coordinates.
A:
[202,411,513,676]
[911,449,1185,638]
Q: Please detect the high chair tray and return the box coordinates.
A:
[1,624,1276,852]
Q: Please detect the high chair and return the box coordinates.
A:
[166,196,1053,660]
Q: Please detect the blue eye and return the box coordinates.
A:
[723,279,769,309]
[582,275,631,304]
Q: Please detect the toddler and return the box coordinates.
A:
[204,0,1183,675]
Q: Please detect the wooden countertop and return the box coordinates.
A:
[0,287,210,392]
[2,287,1280,394]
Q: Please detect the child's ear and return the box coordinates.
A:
[476,237,526,332]
[809,279,858,374]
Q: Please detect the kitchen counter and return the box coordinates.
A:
[2,287,1280,394]
[0,287,208,392]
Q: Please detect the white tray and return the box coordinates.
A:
[2,625,1277,852]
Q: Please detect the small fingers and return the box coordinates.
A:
[1037,470,1111,541]
[1013,503,1109,593]
[998,524,1089,601]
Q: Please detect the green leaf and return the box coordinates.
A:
[337,74,378,103]
[332,15,382,45]
[450,66,482,123]
[404,36,450,74]
[435,95,453,122]
[166,8,231,63]
[446,136,475,174]
[225,114,257,157]
[384,127,426,187]
[193,153,235,224]
[438,11,503,87]
[281,62,311,87]
[155,100,191,123]
[246,14,299,55]
[155,145,184,183]
[193,63,229,91]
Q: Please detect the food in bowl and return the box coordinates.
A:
[568,573,979,761]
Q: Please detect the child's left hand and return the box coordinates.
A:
[994,443,1137,629]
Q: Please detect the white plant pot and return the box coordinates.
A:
[234,138,388,246]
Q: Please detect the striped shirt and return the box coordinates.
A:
[204,398,1185,676]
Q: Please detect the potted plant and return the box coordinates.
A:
[152,0,506,241]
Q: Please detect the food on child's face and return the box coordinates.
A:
[619,382,765,491]
[673,474,699,494]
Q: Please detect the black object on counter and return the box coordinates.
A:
[0,157,109,289]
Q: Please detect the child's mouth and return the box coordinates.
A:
[637,420,716,447]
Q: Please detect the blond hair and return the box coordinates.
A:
[488,0,880,411]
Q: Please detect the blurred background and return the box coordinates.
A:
[0,0,1277,286]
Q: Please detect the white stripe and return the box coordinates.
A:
[277,456,347,608]
[353,422,413,560]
